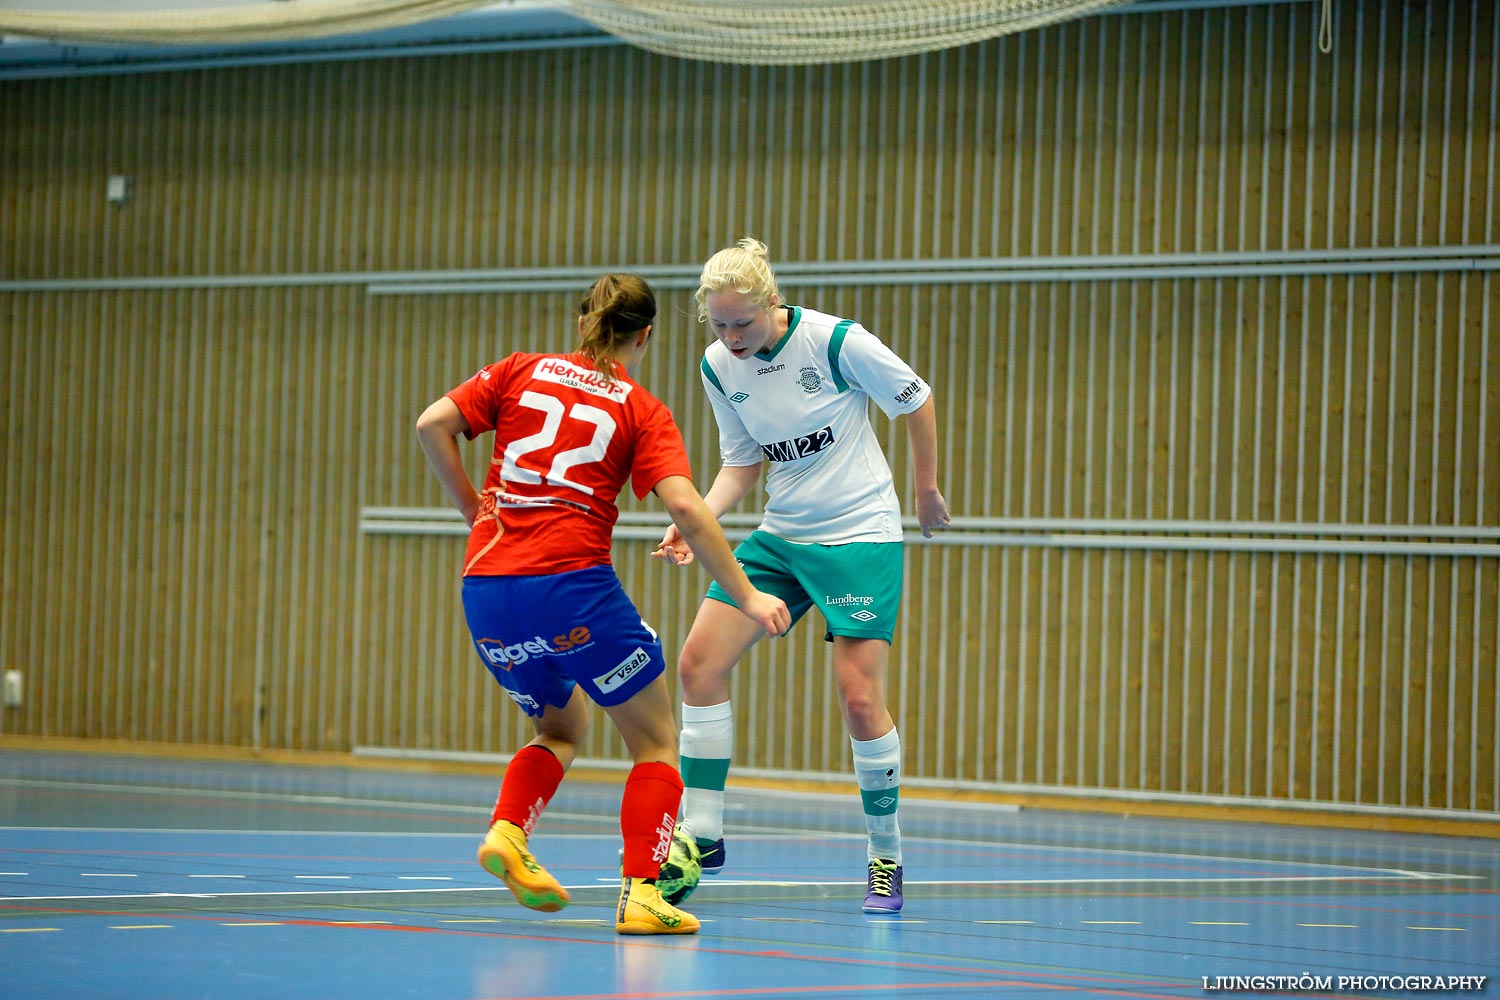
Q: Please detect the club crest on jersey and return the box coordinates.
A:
[797,367,822,393]
[532,357,634,401]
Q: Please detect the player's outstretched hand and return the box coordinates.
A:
[741,590,791,637]
[917,488,951,539]
[654,523,695,566]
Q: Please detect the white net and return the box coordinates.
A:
[560,0,1136,65]
[0,0,493,46]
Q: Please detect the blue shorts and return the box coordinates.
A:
[461,564,665,718]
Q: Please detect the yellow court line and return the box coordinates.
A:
[1190,921,1250,926]
[110,925,173,930]
[1408,926,1466,932]
[1299,923,1358,928]
[2,927,60,933]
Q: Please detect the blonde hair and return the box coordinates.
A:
[577,273,656,383]
[695,237,780,323]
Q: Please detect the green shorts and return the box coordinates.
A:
[704,530,903,643]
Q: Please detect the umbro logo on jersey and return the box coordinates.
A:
[729,391,750,403]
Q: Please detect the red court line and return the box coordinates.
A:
[0,903,1204,997]
[1,846,491,865]
[474,983,1074,995]
[1126,892,1500,922]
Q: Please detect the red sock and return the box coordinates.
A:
[620,761,684,879]
[491,745,565,834]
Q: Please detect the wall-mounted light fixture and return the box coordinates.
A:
[106,174,132,206]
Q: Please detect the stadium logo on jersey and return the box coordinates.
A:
[729,391,750,403]
[895,379,924,405]
[761,425,835,463]
[532,357,634,401]
[594,647,651,693]
[476,626,593,669]
[797,367,822,394]
[756,363,785,376]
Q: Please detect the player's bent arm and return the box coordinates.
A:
[653,475,790,637]
[653,462,762,565]
[700,462,763,519]
[416,396,482,528]
[902,396,952,538]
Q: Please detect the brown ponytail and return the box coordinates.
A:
[577,273,657,383]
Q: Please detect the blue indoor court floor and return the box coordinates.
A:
[2,747,1496,999]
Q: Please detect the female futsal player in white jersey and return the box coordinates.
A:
[655,238,950,913]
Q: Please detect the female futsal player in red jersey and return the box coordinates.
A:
[417,273,789,934]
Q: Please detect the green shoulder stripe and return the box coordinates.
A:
[828,320,853,393]
[700,356,727,396]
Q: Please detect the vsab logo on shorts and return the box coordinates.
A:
[594,647,651,693]
[476,626,593,670]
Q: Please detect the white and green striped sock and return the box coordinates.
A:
[680,701,733,843]
[852,727,902,864]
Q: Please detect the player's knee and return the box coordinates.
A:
[838,684,890,731]
[677,641,723,694]
[676,644,710,687]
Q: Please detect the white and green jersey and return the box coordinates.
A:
[699,305,931,544]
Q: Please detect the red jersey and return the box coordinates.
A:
[445,352,693,577]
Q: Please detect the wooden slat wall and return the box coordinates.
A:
[1,1,1495,813]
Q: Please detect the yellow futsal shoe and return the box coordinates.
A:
[615,876,700,935]
[477,820,569,913]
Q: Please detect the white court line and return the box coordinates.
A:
[0,870,1476,903]
[0,822,1446,882]
[0,825,1477,897]
[0,778,517,818]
